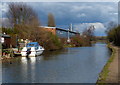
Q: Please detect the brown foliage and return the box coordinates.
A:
[30,28,63,50]
[14,26,63,50]
[70,35,91,47]
[6,3,63,50]
[10,34,17,47]
[60,35,91,47]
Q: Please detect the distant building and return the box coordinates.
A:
[0,34,11,48]
[40,26,80,38]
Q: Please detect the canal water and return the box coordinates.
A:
[2,43,111,83]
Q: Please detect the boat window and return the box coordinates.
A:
[40,47,42,49]
[27,44,35,47]
[27,48,31,51]
[29,44,34,46]
[35,47,39,50]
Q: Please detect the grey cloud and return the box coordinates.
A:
[1,2,118,36]
[73,22,107,36]
[2,0,119,2]
[27,2,118,25]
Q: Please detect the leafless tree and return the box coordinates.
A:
[7,2,40,27]
[7,2,41,45]
[48,13,56,27]
[83,25,95,41]
[6,3,62,50]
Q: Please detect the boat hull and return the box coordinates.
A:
[21,50,44,57]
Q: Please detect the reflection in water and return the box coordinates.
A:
[20,56,43,83]
[42,49,68,60]
[2,43,111,83]
[21,57,28,64]
[21,56,43,64]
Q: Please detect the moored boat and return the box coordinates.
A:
[21,42,44,57]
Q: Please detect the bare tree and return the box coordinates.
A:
[6,3,63,50]
[48,13,56,27]
[7,2,40,27]
[83,25,95,41]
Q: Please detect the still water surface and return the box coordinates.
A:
[2,43,111,83]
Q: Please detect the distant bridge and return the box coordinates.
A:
[40,26,80,38]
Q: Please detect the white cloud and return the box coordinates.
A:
[110,12,118,15]
[73,22,107,36]
[89,23,106,30]
[72,5,92,12]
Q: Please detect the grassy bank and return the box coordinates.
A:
[96,43,116,83]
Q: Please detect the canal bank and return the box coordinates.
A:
[97,44,119,83]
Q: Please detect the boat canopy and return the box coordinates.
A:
[26,42,40,47]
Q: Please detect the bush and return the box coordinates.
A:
[107,26,120,46]
[2,26,63,50]
[70,35,91,47]
[36,31,63,50]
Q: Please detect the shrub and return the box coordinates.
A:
[70,35,91,47]
[37,31,63,50]
[107,26,120,46]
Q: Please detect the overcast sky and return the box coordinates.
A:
[1,1,118,36]
[1,0,119,2]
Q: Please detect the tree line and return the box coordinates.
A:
[107,25,120,46]
[2,2,61,50]
[2,2,95,50]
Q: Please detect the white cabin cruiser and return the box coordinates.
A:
[21,42,44,57]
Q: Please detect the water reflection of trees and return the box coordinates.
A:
[42,48,68,60]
